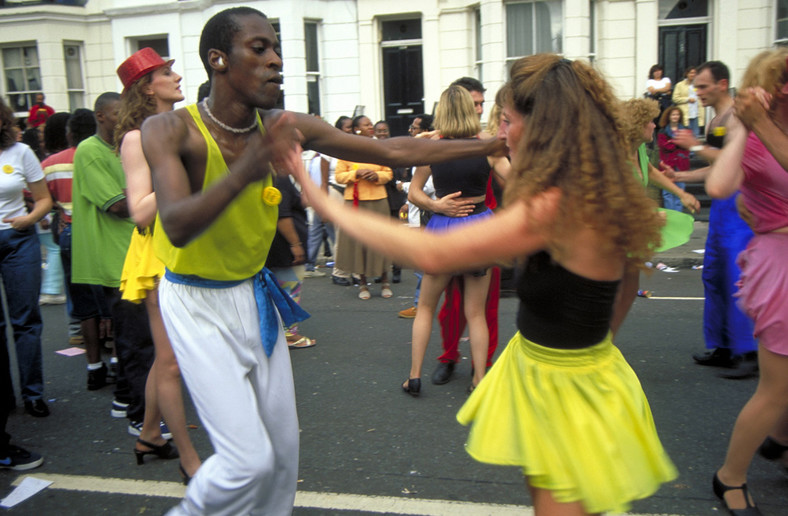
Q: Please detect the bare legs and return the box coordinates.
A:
[716,344,788,509]
[405,272,490,389]
[527,482,599,516]
[137,290,201,477]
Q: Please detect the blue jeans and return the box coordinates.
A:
[661,182,686,212]
[306,211,335,271]
[0,227,44,401]
[413,270,423,307]
[688,117,700,137]
[39,231,63,295]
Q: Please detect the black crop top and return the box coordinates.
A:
[517,252,621,349]
[431,143,491,199]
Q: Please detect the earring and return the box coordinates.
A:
[217,57,224,66]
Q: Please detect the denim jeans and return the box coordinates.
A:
[662,182,686,212]
[0,227,44,401]
[305,210,335,271]
[59,223,74,317]
[39,231,63,295]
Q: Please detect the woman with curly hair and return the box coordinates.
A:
[115,48,200,482]
[609,98,700,334]
[292,54,677,515]
[706,47,788,515]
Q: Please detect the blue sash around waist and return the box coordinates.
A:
[164,268,310,357]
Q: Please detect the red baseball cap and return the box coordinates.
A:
[116,47,175,91]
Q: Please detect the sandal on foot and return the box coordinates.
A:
[712,472,762,515]
[358,287,371,300]
[381,283,393,298]
[179,462,192,485]
[134,438,179,465]
[402,378,421,397]
[288,336,316,349]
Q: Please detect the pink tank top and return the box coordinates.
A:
[740,132,788,233]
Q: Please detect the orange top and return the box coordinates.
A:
[334,160,392,201]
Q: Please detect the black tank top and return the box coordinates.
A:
[517,251,620,349]
[431,141,491,199]
[706,107,733,149]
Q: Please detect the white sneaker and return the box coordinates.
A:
[39,294,66,305]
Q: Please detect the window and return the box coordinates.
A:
[305,21,321,116]
[271,21,284,110]
[658,0,708,20]
[474,8,483,83]
[778,0,788,44]
[133,37,169,59]
[64,43,85,111]
[2,45,42,115]
[506,1,563,71]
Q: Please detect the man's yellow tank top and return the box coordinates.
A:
[153,104,277,280]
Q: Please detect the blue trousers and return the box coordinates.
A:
[306,210,335,271]
[39,231,63,295]
[661,182,686,212]
[0,227,44,401]
[703,197,757,355]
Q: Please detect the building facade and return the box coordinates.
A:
[0,0,784,135]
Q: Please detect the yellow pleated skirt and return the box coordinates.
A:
[456,332,677,514]
[119,228,164,304]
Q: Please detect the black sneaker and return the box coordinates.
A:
[431,362,456,385]
[692,348,736,368]
[0,445,44,471]
[24,399,49,418]
[111,398,129,418]
[87,363,108,391]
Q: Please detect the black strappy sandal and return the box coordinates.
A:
[712,472,762,515]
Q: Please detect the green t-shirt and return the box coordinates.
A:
[71,135,134,287]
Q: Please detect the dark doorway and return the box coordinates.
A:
[382,46,424,137]
[659,24,706,88]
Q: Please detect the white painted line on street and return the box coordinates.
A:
[649,296,705,300]
[14,473,683,516]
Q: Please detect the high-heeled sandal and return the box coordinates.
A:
[712,472,762,515]
[402,378,420,397]
[134,438,179,465]
[179,463,192,486]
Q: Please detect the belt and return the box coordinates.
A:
[164,268,310,357]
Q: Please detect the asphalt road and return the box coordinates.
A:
[2,261,786,515]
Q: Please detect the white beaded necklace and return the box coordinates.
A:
[200,100,258,134]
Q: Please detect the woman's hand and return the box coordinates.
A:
[433,192,476,217]
[679,191,701,214]
[2,214,34,231]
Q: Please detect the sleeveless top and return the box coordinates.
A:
[740,132,788,233]
[431,140,490,198]
[153,104,277,281]
[517,251,620,349]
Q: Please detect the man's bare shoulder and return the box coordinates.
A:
[142,108,192,137]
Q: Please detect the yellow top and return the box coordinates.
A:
[153,104,277,280]
[335,160,392,201]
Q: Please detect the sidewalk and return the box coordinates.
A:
[652,220,708,269]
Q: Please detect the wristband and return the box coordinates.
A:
[290,242,302,248]
[690,145,705,152]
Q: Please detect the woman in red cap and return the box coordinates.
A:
[115,47,200,483]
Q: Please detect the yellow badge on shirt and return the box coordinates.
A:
[262,186,282,206]
[712,126,727,137]
[2,165,13,175]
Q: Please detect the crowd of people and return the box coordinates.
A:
[1,5,787,516]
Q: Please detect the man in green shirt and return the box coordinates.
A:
[71,93,156,438]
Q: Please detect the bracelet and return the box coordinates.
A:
[290,242,302,248]
[690,145,705,152]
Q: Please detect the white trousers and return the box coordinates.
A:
[159,277,299,516]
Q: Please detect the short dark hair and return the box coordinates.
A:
[199,7,268,78]
[451,77,485,94]
[68,108,97,146]
[413,114,434,131]
[684,66,697,77]
[351,115,369,131]
[334,116,351,130]
[94,92,120,113]
[374,120,389,128]
[697,60,730,84]
[43,112,71,154]
[0,98,16,151]
[648,64,664,79]
[22,128,43,159]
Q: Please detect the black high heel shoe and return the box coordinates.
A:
[712,472,762,515]
[179,463,192,485]
[134,438,179,465]
[402,378,421,397]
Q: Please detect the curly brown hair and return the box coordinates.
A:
[658,105,682,128]
[114,74,157,151]
[501,54,661,267]
[0,97,18,151]
[621,98,659,149]
[740,47,788,99]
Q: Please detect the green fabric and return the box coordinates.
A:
[71,135,134,287]
[153,104,277,280]
[635,143,649,187]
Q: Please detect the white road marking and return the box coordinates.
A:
[648,296,705,300]
[14,473,682,516]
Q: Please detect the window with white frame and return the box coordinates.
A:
[133,36,169,59]
[505,1,563,71]
[271,21,285,109]
[304,21,321,116]
[474,8,483,84]
[778,0,788,44]
[2,45,42,116]
[64,43,85,111]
